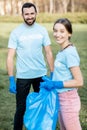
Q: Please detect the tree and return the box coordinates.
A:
[60,0,70,13]
[15,0,19,14]
[0,0,87,15]
[49,0,54,13]
[67,0,75,12]
[10,0,13,15]
[4,0,7,14]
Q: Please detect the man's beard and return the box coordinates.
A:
[24,18,36,26]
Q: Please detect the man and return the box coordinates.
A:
[6,2,54,130]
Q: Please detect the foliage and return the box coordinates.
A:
[0,22,87,130]
[37,12,87,23]
[0,0,87,15]
[0,12,87,23]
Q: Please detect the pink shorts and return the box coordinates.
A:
[58,89,82,130]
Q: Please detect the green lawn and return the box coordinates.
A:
[0,22,87,130]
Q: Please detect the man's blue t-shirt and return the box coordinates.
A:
[52,46,80,93]
[8,23,51,78]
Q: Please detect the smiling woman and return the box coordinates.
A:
[41,18,84,130]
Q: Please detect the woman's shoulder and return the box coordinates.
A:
[64,45,78,55]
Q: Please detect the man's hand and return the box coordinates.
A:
[42,75,51,81]
[50,72,53,79]
[9,76,16,94]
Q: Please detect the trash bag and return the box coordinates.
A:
[23,88,60,130]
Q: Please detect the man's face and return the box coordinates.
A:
[22,6,37,26]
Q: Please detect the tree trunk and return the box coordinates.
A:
[15,0,19,14]
[59,0,69,13]
[62,0,70,13]
[50,0,53,13]
[70,0,75,12]
[10,0,13,15]
[4,0,7,14]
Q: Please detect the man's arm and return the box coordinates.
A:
[44,45,54,72]
[6,48,16,94]
[6,48,16,76]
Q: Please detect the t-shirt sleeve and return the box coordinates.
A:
[66,48,80,68]
[8,31,17,49]
[42,28,51,46]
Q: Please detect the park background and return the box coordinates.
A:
[0,0,87,130]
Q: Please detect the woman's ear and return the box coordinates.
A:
[69,33,72,37]
[68,33,72,39]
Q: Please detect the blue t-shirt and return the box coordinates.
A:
[8,23,51,78]
[52,46,80,93]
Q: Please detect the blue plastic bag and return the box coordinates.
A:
[24,88,60,130]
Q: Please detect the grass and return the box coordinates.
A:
[0,12,87,23]
[0,22,87,130]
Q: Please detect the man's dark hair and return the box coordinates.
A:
[22,2,37,13]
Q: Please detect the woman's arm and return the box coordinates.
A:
[64,66,83,88]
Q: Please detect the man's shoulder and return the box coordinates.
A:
[11,23,24,34]
[35,23,47,32]
[35,23,45,28]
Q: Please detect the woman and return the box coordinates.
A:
[40,18,83,130]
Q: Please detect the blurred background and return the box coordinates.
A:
[0,0,87,15]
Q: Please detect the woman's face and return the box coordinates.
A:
[53,23,71,45]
